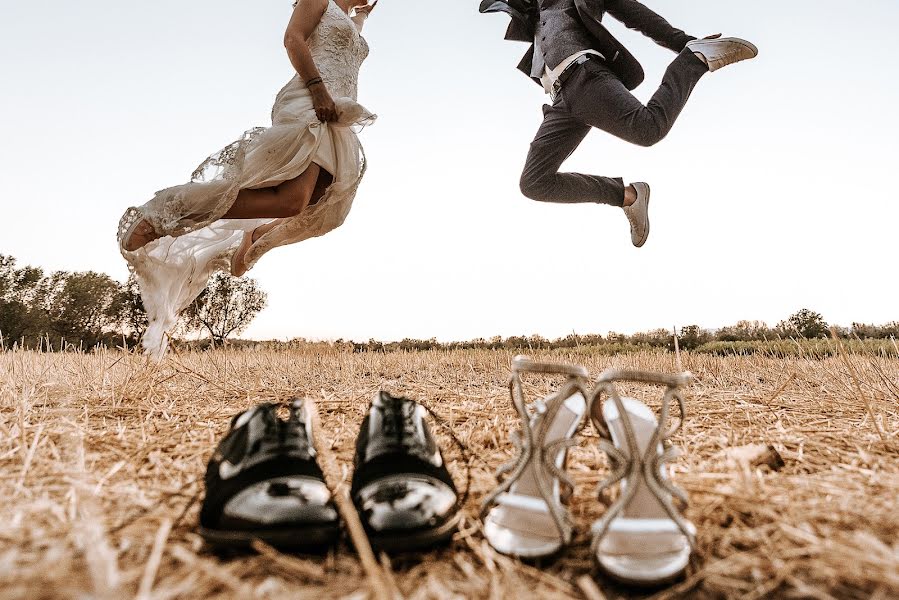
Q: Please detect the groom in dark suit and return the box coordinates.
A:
[481,0,757,247]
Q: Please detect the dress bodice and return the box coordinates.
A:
[306,0,369,100]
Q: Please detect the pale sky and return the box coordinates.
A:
[1,1,897,342]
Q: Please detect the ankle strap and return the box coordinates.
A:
[512,355,589,379]
[595,368,692,387]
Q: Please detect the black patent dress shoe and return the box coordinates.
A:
[199,400,340,551]
[350,392,461,551]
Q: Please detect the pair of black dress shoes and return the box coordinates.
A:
[199,392,460,552]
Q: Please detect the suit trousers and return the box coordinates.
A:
[520,49,709,207]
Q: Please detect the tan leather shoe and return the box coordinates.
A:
[623,182,650,248]
[686,37,758,72]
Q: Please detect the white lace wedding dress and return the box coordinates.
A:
[117,1,374,358]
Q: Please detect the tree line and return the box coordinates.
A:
[0,254,266,350]
[343,309,898,353]
[2,254,896,353]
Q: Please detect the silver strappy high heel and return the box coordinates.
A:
[481,356,589,559]
[588,369,696,585]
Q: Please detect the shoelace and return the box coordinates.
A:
[379,398,419,447]
[252,403,310,457]
[415,401,475,517]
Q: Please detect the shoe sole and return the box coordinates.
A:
[364,511,462,553]
[731,38,759,57]
[200,523,341,551]
[594,561,687,589]
[634,182,650,248]
[119,208,156,253]
[699,37,759,56]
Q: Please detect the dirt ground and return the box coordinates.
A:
[1,346,896,599]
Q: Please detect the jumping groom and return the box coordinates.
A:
[480,0,757,246]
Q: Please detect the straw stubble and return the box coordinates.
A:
[0,345,896,599]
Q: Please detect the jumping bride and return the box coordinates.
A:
[118,0,376,357]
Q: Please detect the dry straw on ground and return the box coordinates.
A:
[0,345,897,599]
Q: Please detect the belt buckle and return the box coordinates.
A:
[551,55,588,102]
[550,80,562,103]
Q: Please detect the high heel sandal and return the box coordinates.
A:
[588,369,696,585]
[481,356,589,559]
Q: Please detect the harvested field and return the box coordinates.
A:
[0,346,897,599]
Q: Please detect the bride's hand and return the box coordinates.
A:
[310,84,338,122]
[355,1,377,18]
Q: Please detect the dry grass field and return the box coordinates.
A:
[0,345,897,600]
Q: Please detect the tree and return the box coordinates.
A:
[716,320,773,342]
[0,255,48,347]
[851,321,899,340]
[779,309,829,339]
[678,325,711,350]
[117,273,148,341]
[185,273,267,346]
[631,328,672,348]
[41,271,125,348]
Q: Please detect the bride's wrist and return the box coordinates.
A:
[309,84,331,99]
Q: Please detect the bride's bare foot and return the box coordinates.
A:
[231,232,254,277]
[123,219,161,252]
[232,221,280,276]
[231,227,265,277]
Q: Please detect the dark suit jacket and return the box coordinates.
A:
[480,0,694,91]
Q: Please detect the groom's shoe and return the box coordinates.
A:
[199,400,340,551]
[686,37,758,72]
[623,182,651,248]
[351,392,460,551]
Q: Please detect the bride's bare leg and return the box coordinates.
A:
[223,164,323,219]
[230,166,334,275]
[243,168,334,241]
[125,164,334,253]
